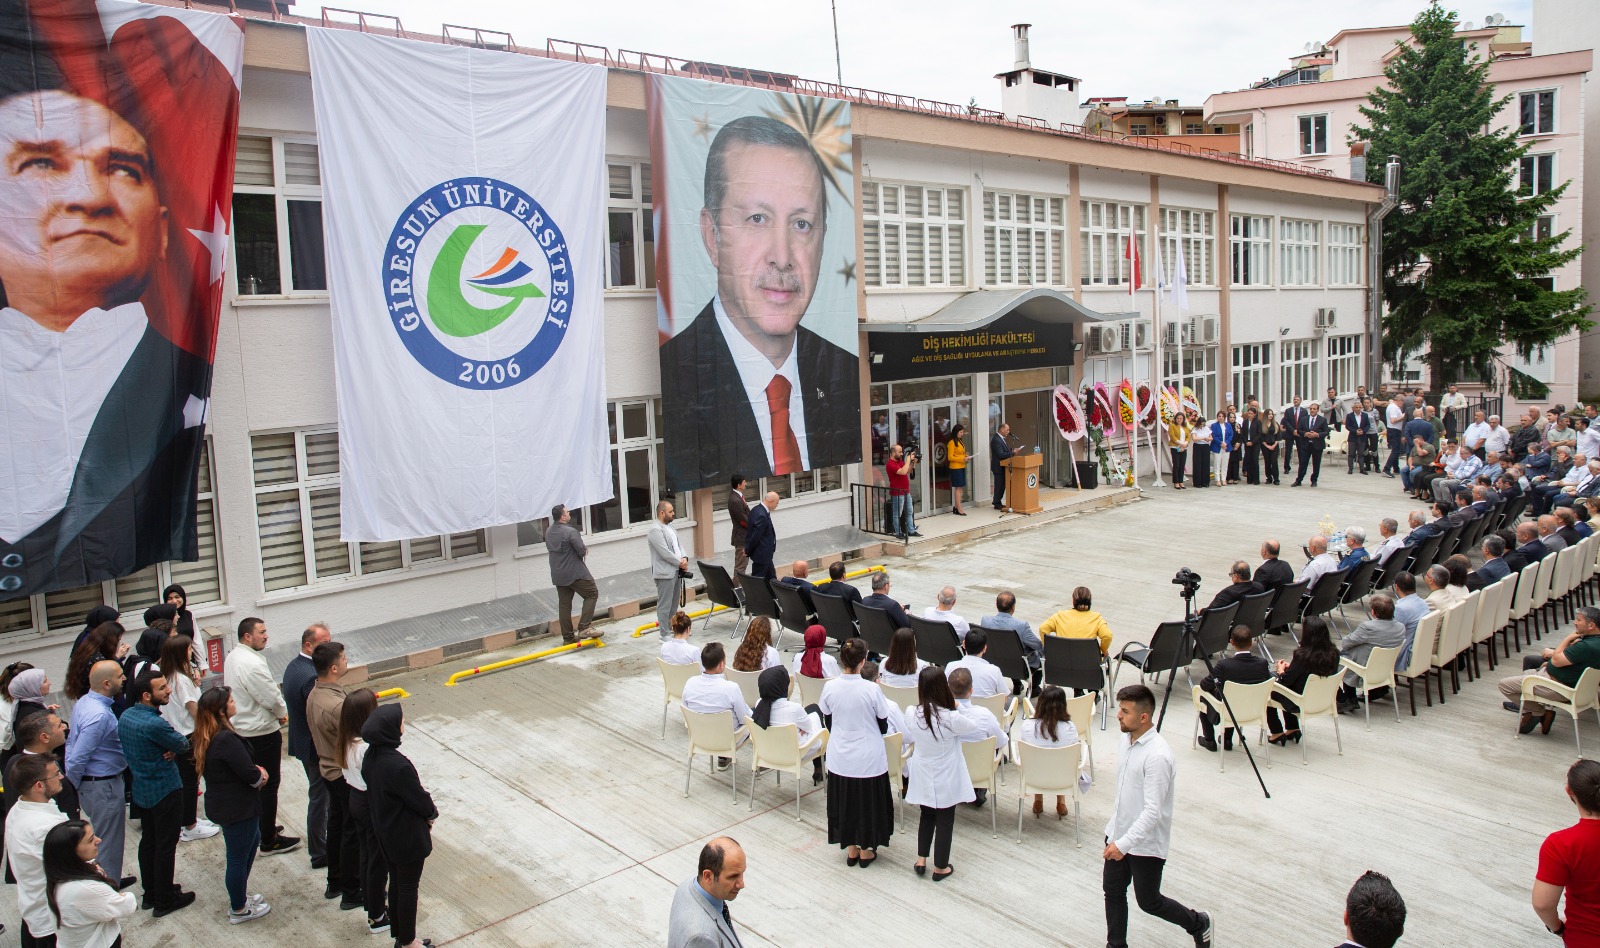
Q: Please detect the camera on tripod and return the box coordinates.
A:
[1171,567,1202,597]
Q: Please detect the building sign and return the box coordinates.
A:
[867,310,1076,382]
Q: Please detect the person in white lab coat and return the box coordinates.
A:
[817,640,895,868]
[730,617,783,673]
[750,666,825,782]
[903,666,980,880]
[859,662,905,735]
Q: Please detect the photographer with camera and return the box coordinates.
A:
[649,500,691,640]
[886,442,920,541]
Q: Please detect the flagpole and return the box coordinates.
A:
[1149,268,1166,488]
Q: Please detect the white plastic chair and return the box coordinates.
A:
[1468,581,1504,676]
[1269,672,1343,763]
[657,659,701,739]
[971,692,1017,745]
[1434,600,1474,694]
[725,668,763,708]
[884,732,910,827]
[1529,555,1555,641]
[1065,691,1097,781]
[794,673,829,708]
[744,716,828,820]
[1190,680,1274,771]
[682,708,747,803]
[1396,611,1443,714]
[1516,667,1600,754]
[1014,741,1087,846]
[879,682,919,711]
[961,736,1002,838]
[1508,563,1538,654]
[1339,645,1401,730]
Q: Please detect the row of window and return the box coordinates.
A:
[1297,90,1558,158]
[1229,335,1365,418]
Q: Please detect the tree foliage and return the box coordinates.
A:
[1350,2,1588,393]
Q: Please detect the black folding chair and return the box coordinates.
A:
[769,580,814,650]
[811,591,857,648]
[1299,567,1350,638]
[1264,580,1308,637]
[1042,636,1111,729]
[1111,622,1193,722]
[696,561,747,637]
[1411,533,1444,574]
[977,625,1034,695]
[1231,590,1276,638]
[736,573,782,643]
[1336,558,1381,629]
[853,602,899,657]
[908,614,963,666]
[1191,601,1239,665]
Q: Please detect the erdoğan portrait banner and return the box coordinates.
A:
[0,0,243,598]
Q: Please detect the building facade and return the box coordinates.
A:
[1205,20,1591,412]
[0,13,1380,678]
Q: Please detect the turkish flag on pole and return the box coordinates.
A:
[1124,234,1142,297]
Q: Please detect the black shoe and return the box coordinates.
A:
[914,862,927,876]
[119,876,138,890]
[715,757,731,771]
[367,914,391,935]
[152,890,197,918]
[260,836,302,856]
[1519,711,1540,735]
[1291,480,1302,486]
[340,895,365,911]
[325,883,340,900]
[1196,736,1218,752]
[1503,700,1523,713]
[1193,911,1213,948]
[970,789,987,808]
[908,531,923,537]
[310,855,329,870]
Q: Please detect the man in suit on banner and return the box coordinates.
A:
[660,116,859,491]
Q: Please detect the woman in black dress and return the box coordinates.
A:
[1270,616,1341,744]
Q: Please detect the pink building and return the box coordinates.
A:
[1205,20,1591,416]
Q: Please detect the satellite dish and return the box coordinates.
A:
[1459,19,1475,30]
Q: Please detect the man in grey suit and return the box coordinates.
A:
[668,837,746,948]
[1336,593,1405,713]
[980,591,1042,696]
[650,500,690,641]
[547,505,603,645]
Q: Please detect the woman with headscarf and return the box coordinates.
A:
[791,625,840,680]
[161,585,196,638]
[361,705,436,948]
[1,667,54,774]
[750,666,826,783]
[817,639,895,868]
[71,606,119,657]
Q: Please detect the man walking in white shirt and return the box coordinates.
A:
[5,754,68,948]
[224,617,300,856]
[1103,684,1212,948]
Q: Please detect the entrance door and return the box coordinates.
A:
[928,401,973,514]
[892,408,925,523]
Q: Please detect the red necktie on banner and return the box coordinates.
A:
[766,375,801,476]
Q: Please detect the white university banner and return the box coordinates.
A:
[307,29,610,541]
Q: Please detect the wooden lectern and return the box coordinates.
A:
[1002,453,1043,515]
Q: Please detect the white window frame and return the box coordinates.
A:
[1327,223,1364,286]
[1278,218,1320,287]
[1519,152,1556,196]
[250,428,488,594]
[982,190,1068,287]
[1526,215,1555,242]
[1158,208,1215,288]
[1079,200,1147,288]
[1279,338,1320,404]
[0,440,225,638]
[1229,214,1272,286]
[1129,122,1149,136]
[604,159,655,291]
[1230,343,1273,410]
[1184,123,1204,135]
[861,181,967,289]
[1326,334,1363,395]
[1162,346,1218,417]
[1297,114,1329,156]
[1519,89,1557,136]
[231,133,326,299]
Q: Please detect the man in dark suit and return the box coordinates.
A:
[990,422,1015,508]
[743,491,778,581]
[658,116,861,492]
[812,561,863,608]
[777,559,816,613]
[1336,870,1407,948]
[1281,397,1308,475]
[1204,561,1264,613]
[1514,521,1551,565]
[1253,540,1295,592]
[1292,402,1330,486]
[1240,408,1264,484]
[282,624,332,869]
[726,475,751,575]
[1345,403,1373,474]
[860,571,911,627]
[1196,625,1273,750]
[0,90,210,598]
[1467,536,1513,591]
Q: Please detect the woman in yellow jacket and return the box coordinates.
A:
[1039,586,1113,656]
[946,423,969,515]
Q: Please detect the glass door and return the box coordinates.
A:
[893,408,925,522]
[927,401,973,514]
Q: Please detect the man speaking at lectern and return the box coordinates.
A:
[990,422,1015,510]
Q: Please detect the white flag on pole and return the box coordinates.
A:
[1166,234,1190,314]
[308,29,611,540]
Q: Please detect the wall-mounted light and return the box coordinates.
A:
[1073,342,1084,352]
[1279,327,1291,336]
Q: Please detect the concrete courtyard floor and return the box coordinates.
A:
[33,465,1583,946]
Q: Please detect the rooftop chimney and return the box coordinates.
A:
[1012,23,1031,70]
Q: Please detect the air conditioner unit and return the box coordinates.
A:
[1132,319,1153,351]
[1195,316,1220,345]
[1164,320,1189,347]
[1315,307,1337,329]
[1089,324,1122,355]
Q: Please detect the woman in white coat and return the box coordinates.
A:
[750,666,826,782]
[903,666,980,881]
[792,625,840,680]
[818,639,895,868]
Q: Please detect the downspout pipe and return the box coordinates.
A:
[1365,156,1400,390]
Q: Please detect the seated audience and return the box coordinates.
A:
[730,617,782,673]
[1196,625,1272,751]
[1390,572,1432,669]
[750,666,825,782]
[1539,514,1569,552]
[1467,536,1512,591]
[660,611,700,665]
[1372,519,1406,565]
[792,626,841,680]
[1018,685,1086,818]
[1555,507,1584,547]
[1204,562,1263,612]
[1299,535,1340,588]
[1423,564,1465,612]
[1270,616,1341,744]
[921,587,970,640]
[1442,554,1471,598]
[979,592,1043,696]
[878,628,927,689]
[1336,527,1369,571]
[1336,593,1405,713]
[1039,587,1113,656]
[944,629,1007,699]
[1499,606,1600,735]
[777,561,816,613]
[1253,540,1295,591]
[860,572,912,627]
[813,562,864,607]
[681,643,752,765]
[1516,521,1553,565]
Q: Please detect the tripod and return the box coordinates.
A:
[1152,579,1270,799]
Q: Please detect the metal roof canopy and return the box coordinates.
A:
[864,287,1137,334]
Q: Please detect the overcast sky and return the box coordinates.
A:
[347,0,1536,108]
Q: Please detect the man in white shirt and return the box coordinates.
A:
[1432,444,1483,503]
[922,586,970,640]
[945,628,1008,699]
[4,754,68,947]
[1373,518,1407,565]
[224,617,299,855]
[680,643,752,768]
[948,668,1007,807]
[1461,410,1491,457]
[1484,415,1512,457]
[1299,535,1340,589]
[1103,684,1211,948]
[1383,396,1406,476]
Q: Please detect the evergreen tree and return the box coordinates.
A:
[1351,2,1588,396]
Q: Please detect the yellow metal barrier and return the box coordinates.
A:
[374,687,409,700]
[630,564,885,637]
[443,637,604,686]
